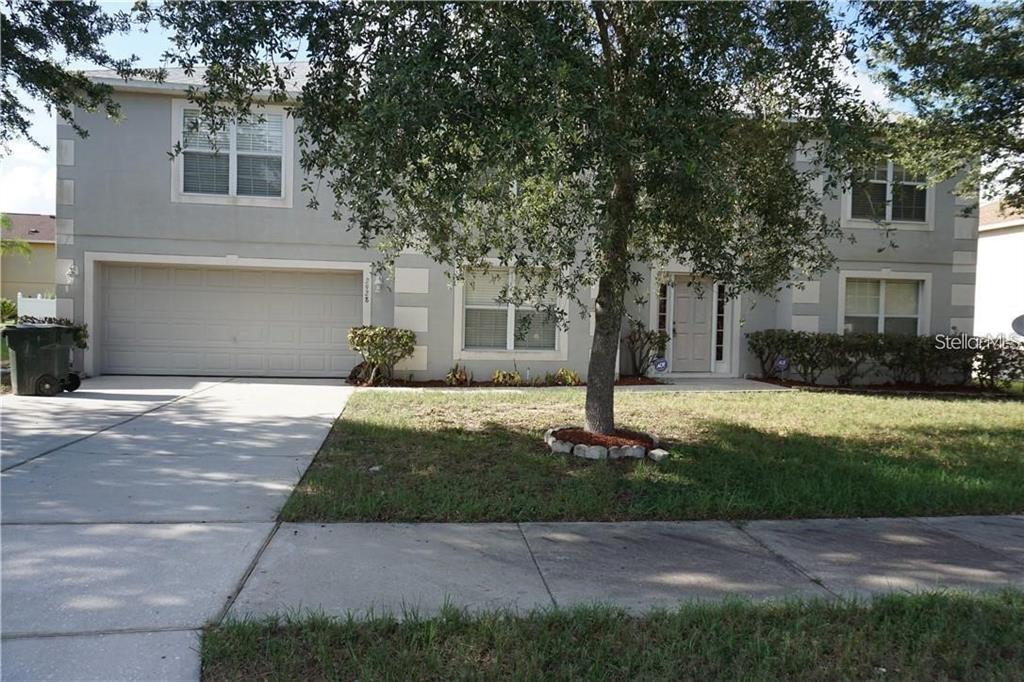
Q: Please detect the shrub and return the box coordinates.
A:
[550,367,582,386]
[749,329,1023,390]
[347,326,416,385]
[824,333,877,386]
[787,331,831,385]
[875,334,923,384]
[445,364,471,387]
[17,315,89,348]
[975,343,1024,390]
[491,369,523,386]
[746,329,791,378]
[626,321,670,376]
[943,336,978,386]
[0,298,15,322]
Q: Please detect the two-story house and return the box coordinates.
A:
[53,68,979,381]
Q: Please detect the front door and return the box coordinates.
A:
[672,276,713,372]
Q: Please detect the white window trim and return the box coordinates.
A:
[836,269,932,335]
[452,261,569,362]
[170,99,294,209]
[841,161,934,232]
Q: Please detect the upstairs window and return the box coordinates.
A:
[176,103,289,205]
[843,278,922,335]
[851,161,927,223]
[463,269,556,351]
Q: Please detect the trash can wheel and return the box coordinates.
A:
[35,374,62,397]
[63,373,82,392]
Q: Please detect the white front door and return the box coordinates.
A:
[672,276,713,372]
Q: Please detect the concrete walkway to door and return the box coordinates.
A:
[1,376,354,681]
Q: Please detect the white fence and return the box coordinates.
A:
[16,293,57,319]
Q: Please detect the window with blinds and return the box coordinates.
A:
[843,278,922,335]
[180,109,284,199]
[463,269,557,351]
[851,161,928,223]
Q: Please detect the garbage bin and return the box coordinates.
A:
[1,325,81,396]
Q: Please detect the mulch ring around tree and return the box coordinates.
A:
[553,427,655,450]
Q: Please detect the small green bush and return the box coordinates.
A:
[822,333,877,386]
[491,369,523,386]
[626,321,670,376]
[549,367,582,386]
[445,364,471,387]
[347,326,416,385]
[787,331,831,385]
[745,329,791,378]
[0,298,15,322]
[976,344,1024,390]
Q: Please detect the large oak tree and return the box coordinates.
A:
[149,0,884,433]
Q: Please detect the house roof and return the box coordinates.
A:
[2,213,55,243]
[83,62,311,96]
[979,199,1024,232]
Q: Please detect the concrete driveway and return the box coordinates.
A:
[1,376,353,681]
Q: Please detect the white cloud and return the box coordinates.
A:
[0,94,57,215]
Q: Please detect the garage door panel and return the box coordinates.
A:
[100,264,362,377]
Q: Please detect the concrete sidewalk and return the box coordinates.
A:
[1,377,354,682]
[230,515,1024,619]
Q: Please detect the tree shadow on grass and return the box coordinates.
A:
[284,416,1024,522]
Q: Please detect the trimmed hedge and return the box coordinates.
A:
[348,325,416,385]
[747,329,1024,389]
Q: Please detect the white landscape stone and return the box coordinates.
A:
[607,446,623,460]
[623,445,646,459]
[585,445,608,460]
[648,448,669,462]
[572,444,589,458]
[551,439,573,454]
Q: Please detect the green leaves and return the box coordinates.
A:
[859,1,1024,209]
[1,0,165,152]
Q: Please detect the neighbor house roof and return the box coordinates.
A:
[3,213,55,243]
[979,199,1024,232]
[83,62,310,96]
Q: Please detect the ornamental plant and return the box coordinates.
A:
[626,321,670,377]
[347,326,416,386]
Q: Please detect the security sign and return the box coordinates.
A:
[652,357,669,373]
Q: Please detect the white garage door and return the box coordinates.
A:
[100,263,363,377]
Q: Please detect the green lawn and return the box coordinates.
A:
[283,388,1024,522]
[203,591,1024,681]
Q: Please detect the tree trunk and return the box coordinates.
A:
[584,171,634,434]
[585,269,627,434]
[586,0,636,435]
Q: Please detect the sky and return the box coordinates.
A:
[0,4,905,217]
[0,3,175,216]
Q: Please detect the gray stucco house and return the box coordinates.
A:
[53,69,979,381]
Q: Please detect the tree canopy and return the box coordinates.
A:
[0,0,162,152]
[150,0,885,431]
[858,1,1024,209]
[4,0,1019,432]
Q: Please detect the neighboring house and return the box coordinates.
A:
[975,200,1024,337]
[1,213,56,301]
[54,68,979,379]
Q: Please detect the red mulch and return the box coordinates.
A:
[554,427,654,449]
[348,376,665,388]
[753,377,1021,398]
